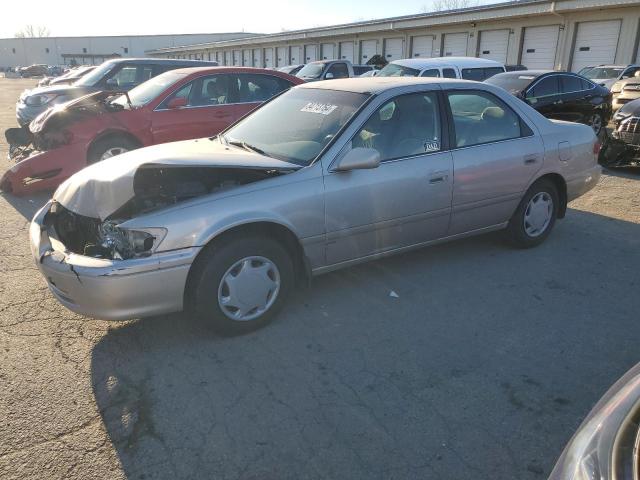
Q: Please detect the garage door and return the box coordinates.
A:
[521,25,560,70]
[289,46,301,64]
[304,44,317,62]
[572,20,621,72]
[360,40,378,63]
[233,50,241,66]
[411,35,434,58]
[243,49,252,66]
[340,42,354,62]
[478,29,510,63]
[264,48,274,68]
[253,48,262,67]
[384,38,403,62]
[277,47,288,67]
[443,33,468,57]
[224,51,231,66]
[321,43,335,60]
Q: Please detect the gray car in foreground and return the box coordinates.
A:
[30,78,601,334]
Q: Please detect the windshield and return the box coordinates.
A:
[223,88,369,166]
[377,63,420,77]
[73,62,117,87]
[485,74,537,94]
[111,71,187,108]
[582,67,623,80]
[296,63,325,79]
[68,66,94,79]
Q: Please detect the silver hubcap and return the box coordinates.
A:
[100,147,128,160]
[217,256,280,321]
[524,192,553,237]
[588,114,602,134]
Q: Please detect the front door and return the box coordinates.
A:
[323,90,453,265]
[445,89,545,234]
[525,75,563,120]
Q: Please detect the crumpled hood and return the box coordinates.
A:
[30,91,122,134]
[53,138,300,220]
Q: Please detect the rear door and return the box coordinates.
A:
[446,89,544,234]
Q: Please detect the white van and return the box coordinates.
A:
[377,57,506,81]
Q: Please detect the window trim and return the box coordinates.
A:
[153,72,295,112]
[444,88,535,151]
[525,73,596,99]
[331,90,450,169]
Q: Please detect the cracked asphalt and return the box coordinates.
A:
[1,77,639,480]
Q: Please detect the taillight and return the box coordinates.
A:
[593,142,601,155]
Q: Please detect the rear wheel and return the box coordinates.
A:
[505,179,559,248]
[87,136,139,164]
[586,112,604,136]
[189,235,294,335]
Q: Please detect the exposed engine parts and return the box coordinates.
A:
[49,165,284,260]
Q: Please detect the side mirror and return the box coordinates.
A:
[333,147,381,172]
[166,97,188,109]
[325,72,334,80]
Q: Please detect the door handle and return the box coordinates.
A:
[429,171,449,184]
[523,155,538,165]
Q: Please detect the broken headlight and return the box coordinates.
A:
[84,222,167,260]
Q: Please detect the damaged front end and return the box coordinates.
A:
[600,117,640,168]
[49,163,291,261]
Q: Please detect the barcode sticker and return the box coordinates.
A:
[301,102,338,115]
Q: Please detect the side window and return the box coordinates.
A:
[442,68,457,79]
[141,66,154,83]
[580,78,594,90]
[527,76,560,99]
[352,91,442,161]
[237,74,293,103]
[108,65,138,88]
[159,81,193,108]
[461,68,483,81]
[447,91,526,148]
[420,69,440,78]
[560,75,583,93]
[327,63,349,79]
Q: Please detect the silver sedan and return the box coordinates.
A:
[30,77,601,334]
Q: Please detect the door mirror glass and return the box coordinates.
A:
[325,72,334,80]
[167,97,188,109]
[334,147,381,172]
[105,78,118,90]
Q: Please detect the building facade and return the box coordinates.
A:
[0,32,260,68]
[147,0,640,73]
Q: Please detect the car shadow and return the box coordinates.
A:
[0,190,50,220]
[90,208,640,479]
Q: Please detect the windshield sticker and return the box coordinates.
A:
[301,102,338,115]
[423,141,440,152]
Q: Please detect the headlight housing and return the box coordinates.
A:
[85,222,168,260]
[549,366,640,480]
[24,93,63,107]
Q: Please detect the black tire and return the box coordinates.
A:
[505,179,559,249]
[87,136,139,164]
[188,235,294,335]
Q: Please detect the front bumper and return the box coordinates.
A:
[0,142,87,195]
[30,202,201,320]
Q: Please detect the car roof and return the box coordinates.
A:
[168,66,302,80]
[103,58,217,65]
[297,76,481,94]
[391,57,504,69]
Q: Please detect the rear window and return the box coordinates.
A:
[377,63,420,77]
[461,67,505,82]
[485,74,537,94]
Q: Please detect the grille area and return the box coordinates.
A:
[617,117,640,146]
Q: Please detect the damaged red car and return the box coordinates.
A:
[1,67,303,195]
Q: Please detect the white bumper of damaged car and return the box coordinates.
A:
[30,201,201,320]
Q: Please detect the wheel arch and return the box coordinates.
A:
[86,129,143,162]
[184,220,311,310]
[534,172,568,219]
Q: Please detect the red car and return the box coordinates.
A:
[1,67,303,195]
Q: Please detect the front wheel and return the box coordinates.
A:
[189,236,294,335]
[87,136,138,164]
[505,179,559,248]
